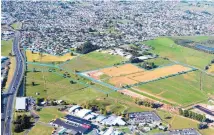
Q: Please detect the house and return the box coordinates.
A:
[15,97,27,111]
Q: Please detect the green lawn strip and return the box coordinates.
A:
[144,37,214,70]
[28,123,53,135]
[1,39,13,56]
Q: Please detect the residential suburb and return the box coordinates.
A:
[1,1,214,135]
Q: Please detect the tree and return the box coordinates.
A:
[183,110,189,117]
[32,82,35,86]
[9,52,12,56]
[14,124,22,133]
[70,52,73,56]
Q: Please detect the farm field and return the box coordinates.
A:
[134,71,214,106]
[26,50,74,62]
[106,64,192,87]
[61,51,126,72]
[144,37,214,70]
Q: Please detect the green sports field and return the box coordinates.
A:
[61,51,126,72]
[144,37,214,70]
[134,71,214,106]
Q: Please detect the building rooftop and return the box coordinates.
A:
[15,97,27,110]
[76,109,92,118]
[64,115,91,125]
[53,118,92,134]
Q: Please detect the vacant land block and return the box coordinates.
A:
[26,50,74,62]
[1,39,13,56]
[101,64,144,77]
[61,51,126,72]
[108,64,192,87]
[135,71,214,106]
[144,37,214,70]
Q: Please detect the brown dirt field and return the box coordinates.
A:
[128,64,191,82]
[101,63,144,77]
[109,64,191,87]
[109,76,139,87]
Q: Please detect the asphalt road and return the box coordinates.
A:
[2,31,25,135]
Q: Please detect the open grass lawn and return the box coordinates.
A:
[136,71,214,106]
[11,22,22,30]
[37,108,65,123]
[1,39,13,56]
[61,51,126,72]
[157,110,214,135]
[157,110,198,129]
[26,70,90,101]
[28,123,53,135]
[26,50,74,62]
[144,37,214,70]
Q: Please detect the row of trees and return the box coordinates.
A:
[13,115,32,133]
[135,98,160,108]
[76,41,99,54]
[179,109,206,122]
[138,62,157,70]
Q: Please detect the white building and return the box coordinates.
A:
[75,109,92,118]
[15,97,27,111]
